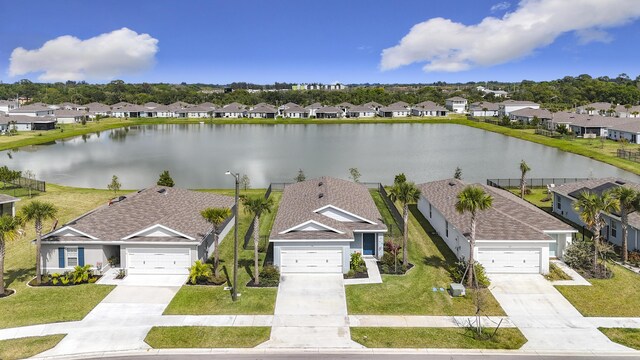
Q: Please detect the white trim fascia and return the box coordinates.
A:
[40,240,200,245]
[313,205,376,224]
[269,238,354,243]
[122,224,195,241]
[475,239,554,243]
[543,230,578,234]
[352,229,388,233]
[44,226,98,240]
[0,198,19,204]
[279,220,345,235]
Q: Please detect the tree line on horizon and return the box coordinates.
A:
[2,73,640,111]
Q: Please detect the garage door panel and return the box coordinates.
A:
[478,248,541,274]
[127,248,191,274]
[280,249,342,274]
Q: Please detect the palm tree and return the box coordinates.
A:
[573,191,619,273]
[519,160,531,199]
[611,187,639,263]
[455,185,493,287]
[242,196,274,285]
[0,215,22,294]
[20,200,57,284]
[200,207,232,278]
[389,181,421,267]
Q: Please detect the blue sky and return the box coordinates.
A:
[1,0,640,84]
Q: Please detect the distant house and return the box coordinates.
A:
[84,102,111,117]
[0,194,19,217]
[378,101,410,117]
[548,112,622,137]
[417,179,576,274]
[411,101,448,117]
[305,103,323,118]
[54,109,87,124]
[608,122,640,144]
[468,102,499,117]
[39,186,235,276]
[576,102,640,118]
[55,102,87,111]
[476,86,508,97]
[445,97,467,114]
[214,102,247,118]
[9,103,55,117]
[0,100,19,113]
[498,100,540,117]
[315,106,343,119]
[551,178,640,251]
[269,177,387,274]
[509,108,553,124]
[111,104,150,118]
[151,105,175,118]
[248,103,278,118]
[362,101,384,112]
[175,105,213,118]
[0,115,56,131]
[346,105,376,118]
[280,103,308,118]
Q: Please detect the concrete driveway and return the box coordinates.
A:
[489,274,633,352]
[261,274,362,348]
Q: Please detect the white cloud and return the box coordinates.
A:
[9,28,158,82]
[380,0,640,73]
[490,1,511,13]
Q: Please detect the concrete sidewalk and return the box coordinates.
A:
[349,315,515,328]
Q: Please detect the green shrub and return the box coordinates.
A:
[60,277,70,285]
[70,265,93,284]
[188,260,213,285]
[51,273,61,285]
[259,265,280,287]
[380,252,397,268]
[345,269,356,278]
[448,260,490,288]
[350,252,365,271]
[564,239,593,273]
[88,277,98,283]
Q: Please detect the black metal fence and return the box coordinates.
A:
[378,184,404,235]
[487,178,589,189]
[617,149,640,163]
[11,176,46,192]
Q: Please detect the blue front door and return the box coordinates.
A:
[363,233,376,255]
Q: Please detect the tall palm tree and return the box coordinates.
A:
[242,196,274,285]
[0,215,22,295]
[200,207,232,278]
[611,187,638,263]
[389,181,421,267]
[519,160,531,199]
[573,191,619,272]
[455,185,493,287]
[20,200,57,284]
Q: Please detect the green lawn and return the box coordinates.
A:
[345,192,505,316]
[507,187,553,210]
[544,263,572,281]
[599,328,640,350]
[0,335,65,360]
[556,264,640,316]
[163,191,281,315]
[351,327,526,349]
[145,326,270,348]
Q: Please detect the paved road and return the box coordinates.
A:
[89,354,640,360]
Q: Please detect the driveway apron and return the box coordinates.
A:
[489,274,633,352]
[261,274,362,348]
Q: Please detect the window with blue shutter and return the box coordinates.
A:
[78,247,85,266]
[58,247,65,268]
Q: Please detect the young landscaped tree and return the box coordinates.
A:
[389,180,421,268]
[157,170,175,187]
[240,174,251,191]
[107,175,121,197]
[20,201,58,284]
[200,207,232,278]
[242,196,274,285]
[454,167,462,180]
[294,169,306,182]
[455,185,493,287]
[349,168,361,183]
[394,173,406,185]
[573,191,619,274]
[519,160,530,199]
[0,215,22,295]
[611,186,639,263]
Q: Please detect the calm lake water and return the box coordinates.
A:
[3,123,639,189]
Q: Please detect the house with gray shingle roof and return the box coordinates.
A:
[270,177,387,274]
[445,97,468,114]
[305,102,323,117]
[551,178,640,252]
[214,102,246,118]
[411,101,448,117]
[469,102,500,117]
[346,105,376,118]
[608,121,640,144]
[378,102,410,118]
[54,109,88,124]
[417,179,576,274]
[175,104,214,118]
[0,194,19,217]
[315,106,343,119]
[248,103,278,118]
[280,102,308,118]
[9,103,55,117]
[509,108,553,124]
[498,100,540,117]
[0,114,57,131]
[39,186,235,275]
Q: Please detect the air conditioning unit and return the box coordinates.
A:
[450,283,466,297]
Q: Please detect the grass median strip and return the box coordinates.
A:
[599,328,640,350]
[144,326,271,348]
[351,327,526,349]
[0,335,65,360]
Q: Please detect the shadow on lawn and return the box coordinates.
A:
[5,267,33,287]
[408,204,459,264]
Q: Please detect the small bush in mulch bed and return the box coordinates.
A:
[30,265,100,287]
[345,252,369,279]
[0,289,15,299]
[247,265,280,287]
[448,260,490,288]
[187,260,228,285]
[377,251,413,275]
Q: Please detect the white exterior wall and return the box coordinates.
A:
[417,196,470,260]
[500,104,541,116]
[608,129,640,144]
[56,116,77,124]
[553,193,584,227]
[446,101,467,114]
[187,112,210,118]
[471,110,498,117]
[41,244,107,274]
[13,123,32,131]
[272,241,352,273]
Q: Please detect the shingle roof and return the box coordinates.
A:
[0,194,19,204]
[347,105,376,113]
[551,112,631,127]
[283,103,307,114]
[362,101,383,109]
[610,121,640,133]
[316,106,342,114]
[249,103,277,113]
[509,108,553,119]
[54,109,87,117]
[10,103,52,112]
[500,100,539,106]
[43,186,234,243]
[84,102,111,112]
[413,101,447,111]
[446,97,467,101]
[270,177,387,241]
[417,179,574,242]
[305,102,323,110]
[216,102,246,113]
[2,114,56,124]
[469,102,500,111]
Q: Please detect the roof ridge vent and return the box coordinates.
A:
[318,193,324,199]
[448,181,457,186]
[158,188,167,194]
[318,181,323,186]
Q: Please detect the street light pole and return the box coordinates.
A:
[226,171,240,302]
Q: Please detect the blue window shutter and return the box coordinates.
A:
[58,247,65,268]
[78,247,85,266]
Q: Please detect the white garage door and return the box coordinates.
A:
[127,248,191,274]
[477,248,541,274]
[280,249,342,274]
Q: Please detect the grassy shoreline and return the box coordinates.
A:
[2,116,640,176]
